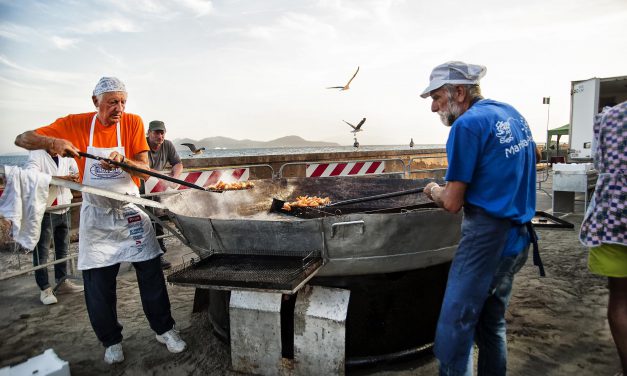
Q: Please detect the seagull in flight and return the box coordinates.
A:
[327,66,359,91]
[181,143,206,156]
[342,117,366,134]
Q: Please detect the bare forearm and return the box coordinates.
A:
[15,130,79,157]
[171,163,183,179]
[128,151,151,181]
[15,131,54,152]
[124,158,151,181]
[430,186,445,208]
[102,151,150,180]
[425,181,466,214]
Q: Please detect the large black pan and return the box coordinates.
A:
[271,186,426,216]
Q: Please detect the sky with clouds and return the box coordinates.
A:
[0,0,626,154]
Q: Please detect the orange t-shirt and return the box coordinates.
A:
[35,112,149,187]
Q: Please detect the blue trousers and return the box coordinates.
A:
[33,212,70,290]
[435,205,529,376]
[82,256,175,347]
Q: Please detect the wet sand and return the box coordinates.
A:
[0,191,621,375]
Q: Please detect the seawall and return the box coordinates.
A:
[179,147,448,179]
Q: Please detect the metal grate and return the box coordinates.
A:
[167,250,323,294]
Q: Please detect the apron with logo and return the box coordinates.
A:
[77,114,161,270]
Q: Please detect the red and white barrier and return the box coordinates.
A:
[144,168,249,194]
[306,161,385,178]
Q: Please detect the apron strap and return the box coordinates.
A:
[89,114,122,147]
[116,122,122,147]
[89,114,97,146]
[526,222,545,277]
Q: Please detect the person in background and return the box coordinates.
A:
[420,61,538,375]
[579,101,626,375]
[25,149,83,305]
[14,76,186,365]
[144,120,183,270]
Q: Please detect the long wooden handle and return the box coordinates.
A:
[78,151,206,191]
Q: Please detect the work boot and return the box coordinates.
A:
[55,279,84,294]
[156,328,186,353]
[40,287,58,305]
[104,343,124,364]
[160,255,172,270]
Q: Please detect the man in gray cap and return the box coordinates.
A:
[420,62,540,375]
[144,120,183,269]
[14,76,187,365]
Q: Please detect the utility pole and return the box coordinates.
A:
[543,97,551,161]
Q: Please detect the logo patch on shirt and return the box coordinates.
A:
[499,117,535,158]
[495,119,514,144]
[127,215,141,223]
[89,164,123,179]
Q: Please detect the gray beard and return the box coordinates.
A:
[438,100,463,127]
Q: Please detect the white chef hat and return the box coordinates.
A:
[93,77,127,96]
[420,61,486,98]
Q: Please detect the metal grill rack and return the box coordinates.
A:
[167,249,323,294]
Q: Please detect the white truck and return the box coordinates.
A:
[568,75,627,160]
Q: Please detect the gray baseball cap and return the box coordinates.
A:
[420,61,487,98]
[148,120,166,132]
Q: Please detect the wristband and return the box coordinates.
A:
[428,185,437,196]
[121,155,125,163]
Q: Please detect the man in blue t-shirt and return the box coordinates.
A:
[420,61,538,376]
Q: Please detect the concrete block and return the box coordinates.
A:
[293,285,350,375]
[230,290,284,376]
[0,348,70,376]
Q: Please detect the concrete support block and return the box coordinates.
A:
[230,290,284,376]
[293,285,351,375]
[0,348,70,376]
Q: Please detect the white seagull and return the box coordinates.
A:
[327,66,360,91]
[342,118,366,134]
[181,143,206,156]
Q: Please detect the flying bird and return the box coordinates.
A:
[342,117,366,134]
[181,143,206,156]
[327,66,360,91]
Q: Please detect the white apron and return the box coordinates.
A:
[78,114,161,270]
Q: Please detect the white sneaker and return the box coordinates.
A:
[104,343,124,364]
[40,288,58,305]
[55,279,84,294]
[156,328,187,353]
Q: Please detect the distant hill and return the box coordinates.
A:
[172,135,340,150]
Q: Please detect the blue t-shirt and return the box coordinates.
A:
[445,99,537,224]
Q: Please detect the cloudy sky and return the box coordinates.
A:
[0,0,625,154]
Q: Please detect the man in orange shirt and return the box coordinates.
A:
[14,77,186,364]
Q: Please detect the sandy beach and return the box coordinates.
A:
[0,189,621,375]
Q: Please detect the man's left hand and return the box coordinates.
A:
[425,182,440,201]
[100,151,126,170]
